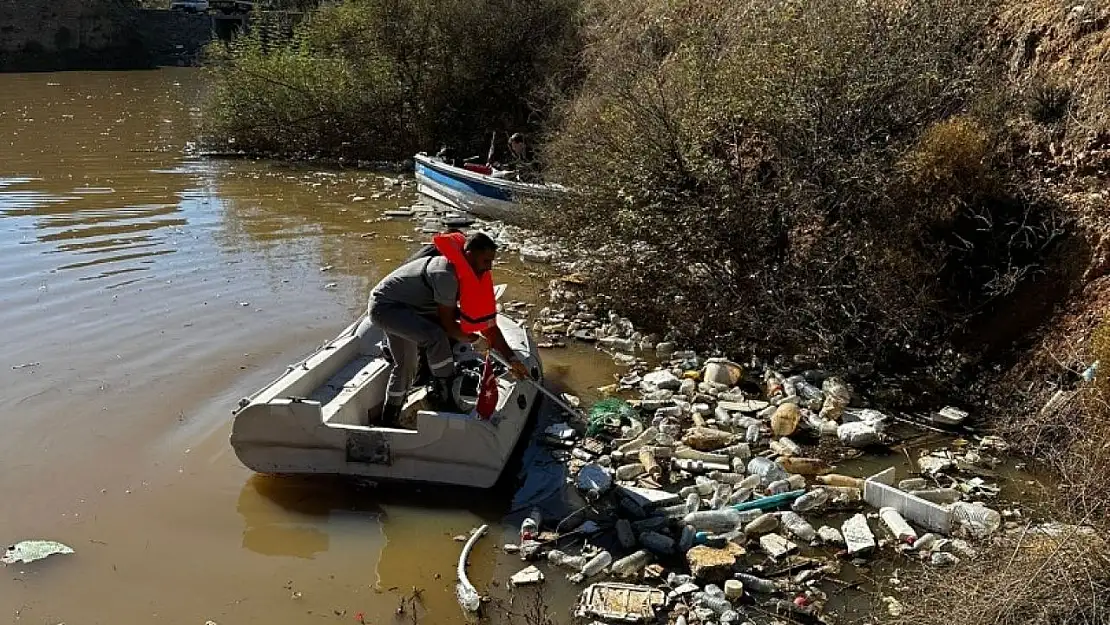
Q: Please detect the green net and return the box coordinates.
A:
[586,398,639,437]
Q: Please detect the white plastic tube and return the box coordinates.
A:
[455,524,489,612]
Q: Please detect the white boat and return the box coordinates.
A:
[229,290,545,488]
[413,152,566,224]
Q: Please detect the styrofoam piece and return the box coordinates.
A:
[863,480,952,534]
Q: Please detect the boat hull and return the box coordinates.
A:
[413,153,563,224]
[230,311,544,488]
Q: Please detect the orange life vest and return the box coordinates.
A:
[433,232,497,334]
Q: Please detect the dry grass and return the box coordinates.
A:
[889,525,1110,625]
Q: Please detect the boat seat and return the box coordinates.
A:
[320,358,390,427]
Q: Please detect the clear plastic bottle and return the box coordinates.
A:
[679,524,697,552]
[683,509,743,534]
[547,549,588,570]
[780,511,817,542]
[615,463,646,480]
[819,377,851,421]
[685,492,702,513]
[816,474,864,488]
[766,479,792,494]
[748,456,789,485]
[880,507,917,543]
[728,486,753,505]
[745,422,762,444]
[710,483,732,509]
[611,549,652,578]
[743,512,779,535]
[779,457,829,475]
[791,488,830,513]
[579,550,612,578]
[736,572,776,594]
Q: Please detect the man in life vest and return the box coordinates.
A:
[366,230,530,425]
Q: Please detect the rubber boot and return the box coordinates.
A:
[381,402,402,427]
[428,376,458,412]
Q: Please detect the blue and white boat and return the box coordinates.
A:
[413,153,566,224]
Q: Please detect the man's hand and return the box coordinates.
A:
[509,359,531,380]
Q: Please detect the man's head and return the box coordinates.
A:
[509,133,526,156]
[463,231,497,275]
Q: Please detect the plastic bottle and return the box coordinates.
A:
[793,378,826,410]
[639,531,676,554]
[748,457,789,485]
[675,447,730,463]
[816,474,864,489]
[728,486,753,505]
[767,479,792,495]
[685,492,702,514]
[779,457,831,475]
[674,459,731,473]
[745,422,762,444]
[738,474,762,490]
[770,438,801,457]
[615,463,646,480]
[710,483,732,509]
[787,474,806,490]
[680,481,718,497]
[520,508,542,542]
[698,594,733,616]
[736,572,776,594]
[679,525,697,552]
[708,471,747,485]
[616,518,637,549]
[639,447,662,480]
[611,549,652,578]
[950,502,1002,538]
[791,488,830,513]
[877,507,917,543]
[683,509,743,534]
[771,403,801,437]
[743,512,779,535]
[547,549,589,570]
[616,426,659,454]
[576,550,612,579]
[780,511,817,542]
[763,370,785,399]
[720,443,752,461]
[819,377,851,421]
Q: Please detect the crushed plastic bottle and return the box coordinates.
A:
[819,377,851,421]
[578,550,612,578]
[616,518,637,549]
[685,492,702,514]
[639,531,676,554]
[791,488,830,513]
[780,511,817,542]
[748,456,789,485]
[736,572,777,594]
[684,509,743,533]
[547,549,589,570]
[611,549,653,578]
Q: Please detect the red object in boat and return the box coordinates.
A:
[463,163,493,175]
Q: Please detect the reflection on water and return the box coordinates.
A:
[0,67,621,625]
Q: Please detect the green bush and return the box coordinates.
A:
[202,0,583,160]
[540,0,1066,372]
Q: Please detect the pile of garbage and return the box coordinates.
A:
[490,306,1020,624]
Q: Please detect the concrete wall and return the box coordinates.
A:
[136,8,214,66]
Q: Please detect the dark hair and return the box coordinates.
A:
[464,231,497,253]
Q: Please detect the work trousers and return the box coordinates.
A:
[368,299,455,406]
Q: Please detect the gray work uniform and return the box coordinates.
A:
[367,256,459,406]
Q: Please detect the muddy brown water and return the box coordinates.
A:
[0,68,619,625]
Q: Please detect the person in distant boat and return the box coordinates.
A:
[365,230,530,426]
[487,132,540,182]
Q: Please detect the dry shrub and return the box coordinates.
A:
[540,0,1066,375]
[889,527,1110,625]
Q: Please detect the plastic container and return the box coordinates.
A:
[743,512,779,535]
[780,511,817,542]
[520,508,542,543]
[748,456,789,485]
[547,549,589,570]
[736,572,776,594]
[779,457,830,475]
[579,551,612,579]
[683,509,743,534]
[616,518,637,549]
[615,463,646,480]
[611,549,652,578]
[950,502,1002,538]
[639,531,676,554]
[679,525,697,552]
[879,507,917,543]
[771,403,801,437]
[791,488,830,513]
[724,579,744,601]
[816,474,864,489]
[745,422,762,444]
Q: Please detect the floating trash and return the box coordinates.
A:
[2,540,74,564]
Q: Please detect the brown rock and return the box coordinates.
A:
[682,427,736,451]
[686,546,737,582]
